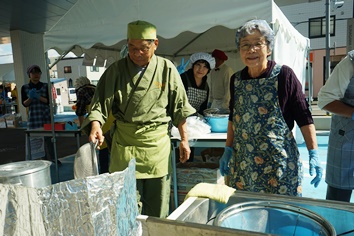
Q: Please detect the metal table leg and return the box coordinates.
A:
[26,133,31,160]
[171,144,178,209]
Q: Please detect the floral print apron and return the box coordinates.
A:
[229,64,302,196]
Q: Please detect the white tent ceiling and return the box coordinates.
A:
[44,0,273,53]
[44,0,309,85]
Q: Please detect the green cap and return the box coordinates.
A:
[127,20,157,39]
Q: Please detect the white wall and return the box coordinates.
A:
[49,57,106,106]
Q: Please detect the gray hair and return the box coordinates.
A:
[235,19,275,51]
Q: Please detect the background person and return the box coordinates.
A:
[219,19,322,196]
[21,65,60,165]
[317,50,354,202]
[10,83,19,113]
[208,49,234,109]
[81,20,195,218]
[74,76,96,126]
[180,52,215,116]
[74,76,111,174]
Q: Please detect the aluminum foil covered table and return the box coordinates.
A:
[0,159,141,236]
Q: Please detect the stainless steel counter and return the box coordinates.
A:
[168,191,354,235]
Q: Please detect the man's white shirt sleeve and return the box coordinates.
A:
[317,56,354,109]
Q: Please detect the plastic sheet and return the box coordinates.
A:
[0,159,141,236]
[171,116,211,144]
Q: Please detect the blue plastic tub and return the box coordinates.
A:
[214,201,335,236]
[205,116,228,133]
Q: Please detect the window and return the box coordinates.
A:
[309,16,335,38]
[90,66,99,72]
[68,78,73,88]
[56,88,61,96]
[51,70,58,78]
[64,66,72,73]
[91,80,99,86]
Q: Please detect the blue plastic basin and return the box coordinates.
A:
[205,116,228,133]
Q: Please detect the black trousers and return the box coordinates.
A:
[326,185,353,202]
[99,148,110,174]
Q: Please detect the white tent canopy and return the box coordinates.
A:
[44,0,309,84]
[44,0,309,143]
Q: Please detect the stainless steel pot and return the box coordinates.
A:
[0,160,52,188]
[214,201,336,236]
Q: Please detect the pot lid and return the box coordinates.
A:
[0,160,52,177]
[203,108,229,117]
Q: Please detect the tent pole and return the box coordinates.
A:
[173,32,207,57]
[45,45,77,183]
[45,51,59,182]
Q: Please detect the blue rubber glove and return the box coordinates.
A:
[219,146,233,176]
[309,149,323,188]
[176,58,190,74]
[28,88,39,100]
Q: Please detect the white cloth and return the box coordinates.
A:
[208,63,233,109]
[317,55,354,109]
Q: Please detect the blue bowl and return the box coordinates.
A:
[205,116,228,132]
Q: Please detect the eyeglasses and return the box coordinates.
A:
[128,41,155,54]
[240,42,267,51]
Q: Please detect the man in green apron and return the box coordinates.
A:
[81,20,195,218]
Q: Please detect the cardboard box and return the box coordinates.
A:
[44,123,65,130]
[0,116,7,128]
[174,162,222,185]
[171,162,224,208]
[4,114,22,128]
[201,148,224,163]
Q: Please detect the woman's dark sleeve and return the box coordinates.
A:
[228,74,235,121]
[278,65,313,129]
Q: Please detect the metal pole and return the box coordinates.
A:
[325,0,331,82]
[45,51,59,182]
[308,50,313,107]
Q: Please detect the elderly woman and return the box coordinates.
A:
[180,52,215,115]
[219,19,322,196]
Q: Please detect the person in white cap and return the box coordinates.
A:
[81,20,195,218]
[180,52,215,115]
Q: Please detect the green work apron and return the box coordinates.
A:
[109,120,172,179]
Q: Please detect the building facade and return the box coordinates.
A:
[49,57,104,107]
[281,0,354,99]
